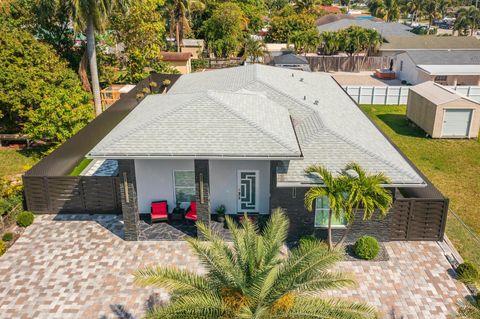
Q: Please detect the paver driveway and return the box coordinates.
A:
[0,215,469,319]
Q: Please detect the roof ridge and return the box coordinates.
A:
[205,91,300,154]
[317,127,421,181]
[91,94,201,152]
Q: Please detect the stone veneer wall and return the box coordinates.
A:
[118,160,139,241]
[270,161,392,242]
[194,160,211,227]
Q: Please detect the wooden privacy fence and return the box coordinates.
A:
[389,198,448,241]
[344,86,410,105]
[23,176,121,214]
[307,55,391,72]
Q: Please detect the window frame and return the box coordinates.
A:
[314,196,347,229]
[173,170,196,204]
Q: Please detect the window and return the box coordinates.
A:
[399,60,403,72]
[314,196,347,228]
[434,75,448,84]
[174,171,195,203]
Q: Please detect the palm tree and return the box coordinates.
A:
[134,209,378,319]
[71,0,126,117]
[336,163,393,247]
[304,165,347,250]
[293,0,321,13]
[454,6,480,36]
[165,0,204,52]
[405,0,423,24]
[369,0,399,22]
[457,294,480,318]
[423,0,441,28]
[243,37,266,63]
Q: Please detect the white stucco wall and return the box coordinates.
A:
[209,160,271,215]
[134,159,194,214]
[395,53,419,84]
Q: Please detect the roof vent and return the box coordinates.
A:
[292,73,294,77]
[303,96,306,100]
[300,78,304,82]
[314,100,319,105]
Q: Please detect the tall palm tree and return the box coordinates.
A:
[336,163,393,247]
[134,209,378,318]
[405,0,423,24]
[304,165,347,250]
[369,0,400,22]
[166,0,204,52]
[243,37,266,63]
[71,0,126,116]
[423,0,441,28]
[457,294,480,318]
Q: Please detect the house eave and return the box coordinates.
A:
[87,154,304,161]
[275,181,427,188]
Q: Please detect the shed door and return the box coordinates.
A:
[441,109,472,137]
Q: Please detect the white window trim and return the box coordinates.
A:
[173,170,196,205]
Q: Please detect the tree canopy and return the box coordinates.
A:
[0,25,92,143]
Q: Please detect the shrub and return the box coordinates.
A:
[401,80,407,85]
[456,262,480,284]
[354,235,380,260]
[2,233,13,241]
[299,235,317,247]
[0,240,6,256]
[16,211,34,227]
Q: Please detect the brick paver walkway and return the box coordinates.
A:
[0,215,469,319]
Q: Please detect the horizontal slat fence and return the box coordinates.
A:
[306,55,391,72]
[390,198,448,241]
[23,176,121,214]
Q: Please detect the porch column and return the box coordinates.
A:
[194,159,211,228]
[118,159,139,241]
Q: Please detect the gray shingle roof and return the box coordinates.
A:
[273,53,309,65]
[382,36,480,50]
[88,90,301,158]
[317,20,415,41]
[405,50,480,65]
[166,65,424,185]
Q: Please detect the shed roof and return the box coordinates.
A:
[410,81,480,105]
[181,39,204,47]
[273,53,309,65]
[159,51,192,61]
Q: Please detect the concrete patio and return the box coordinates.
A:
[0,214,470,319]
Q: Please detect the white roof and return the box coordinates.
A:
[166,65,424,186]
[88,90,301,159]
[417,64,480,75]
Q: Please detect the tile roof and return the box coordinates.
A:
[159,52,192,61]
[166,65,424,185]
[317,20,415,41]
[88,90,301,158]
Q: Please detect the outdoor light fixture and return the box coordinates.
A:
[123,172,130,203]
[199,173,204,204]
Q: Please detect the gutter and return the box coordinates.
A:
[275,182,428,188]
[87,154,304,160]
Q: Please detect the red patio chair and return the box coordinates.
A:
[151,201,168,222]
[185,201,197,222]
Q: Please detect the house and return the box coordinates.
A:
[159,51,193,74]
[317,18,415,42]
[407,81,480,138]
[379,36,480,57]
[272,53,311,71]
[394,50,480,86]
[180,39,204,59]
[24,65,449,243]
[318,5,342,14]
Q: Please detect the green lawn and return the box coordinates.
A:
[361,105,480,265]
[0,148,44,178]
[69,158,92,176]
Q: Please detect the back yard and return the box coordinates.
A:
[362,105,480,266]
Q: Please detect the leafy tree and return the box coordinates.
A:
[293,0,321,13]
[336,163,392,247]
[454,6,480,36]
[70,0,128,117]
[243,37,266,63]
[110,0,169,82]
[368,0,400,22]
[304,165,347,250]
[265,0,290,12]
[0,26,92,143]
[201,2,247,58]
[134,209,378,318]
[266,13,316,43]
[320,31,341,55]
[404,0,423,23]
[289,29,321,54]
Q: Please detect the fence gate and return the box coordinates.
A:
[390,198,448,241]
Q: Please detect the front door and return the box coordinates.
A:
[237,170,259,213]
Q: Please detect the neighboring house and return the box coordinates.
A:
[265,43,293,57]
[407,81,480,138]
[318,5,342,14]
[24,65,449,243]
[180,39,204,59]
[317,19,415,42]
[100,84,135,109]
[394,50,480,86]
[380,36,480,57]
[272,53,311,71]
[159,51,193,74]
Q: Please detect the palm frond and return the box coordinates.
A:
[133,266,211,293]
